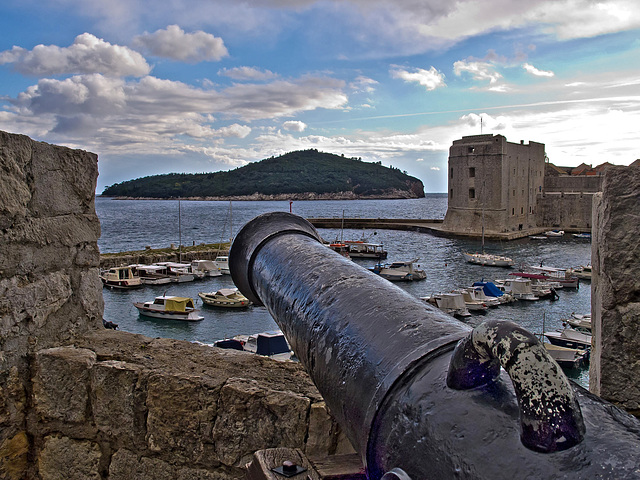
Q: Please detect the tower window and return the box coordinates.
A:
[468,147,475,154]
[469,167,475,177]
[469,188,475,199]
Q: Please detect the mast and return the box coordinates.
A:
[178,197,182,262]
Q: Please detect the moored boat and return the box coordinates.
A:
[544,229,565,237]
[544,343,589,369]
[544,328,592,350]
[214,330,294,361]
[568,264,592,281]
[100,266,143,289]
[422,293,471,318]
[370,259,426,281]
[191,259,222,277]
[130,264,172,285]
[134,296,204,321]
[497,278,539,301]
[214,255,231,275]
[198,288,251,308]
[344,241,388,259]
[464,252,514,267]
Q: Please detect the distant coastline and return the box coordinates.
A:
[100,189,440,201]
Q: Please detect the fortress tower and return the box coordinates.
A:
[442,134,545,235]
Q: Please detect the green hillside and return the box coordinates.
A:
[101,150,425,199]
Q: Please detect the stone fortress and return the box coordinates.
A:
[0,129,639,478]
[442,134,623,237]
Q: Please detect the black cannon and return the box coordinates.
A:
[230,212,640,479]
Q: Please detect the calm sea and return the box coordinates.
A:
[96,195,591,385]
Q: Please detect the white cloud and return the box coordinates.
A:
[282,120,307,132]
[430,166,440,170]
[133,25,228,62]
[453,60,502,85]
[0,33,150,77]
[350,75,379,93]
[523,63,554,77]
[218,66,278,81]
[216,123,252,138]
[390,66,446,91]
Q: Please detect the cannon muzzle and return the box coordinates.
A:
[230,212,640,479]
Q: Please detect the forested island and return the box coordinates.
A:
[101,150,425,200]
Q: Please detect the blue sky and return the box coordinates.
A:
[1,0,639,193]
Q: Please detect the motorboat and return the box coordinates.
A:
[498,278,539,301]
[463,252,514,268]
[544,229,565,237]
[422,293,471,318]
[129,264,171,285]
[154,262,198,282]
[572,233,591,239]
[452,289,489,313]
[214,256,230,275]
[472,281,515,304]
[544,328,592,350]
[214,330,294,361]
[568,264,592,281]
[100,266,142,289]
[191,259,222,277]
[370,259,426,281]
[466,285,501,307]
[344,241,388,259]
[134,296,204,321]
[544,343,589,369]
[508,273,559,300]
[527,265,579,289]
[564,313,592,333]
[198,288,251,308]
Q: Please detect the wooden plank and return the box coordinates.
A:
[246,448,321,480]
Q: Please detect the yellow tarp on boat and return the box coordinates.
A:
[165,297,195,311]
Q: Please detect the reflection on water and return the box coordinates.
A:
[98,195,591,387]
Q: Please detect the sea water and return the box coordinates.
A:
[96,195,591,386]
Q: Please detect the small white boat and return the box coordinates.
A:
[544,328,592,349]
[214,256,230,275]
[130,264,172,285]
[422,293,471,318]
[191,260,222,277]
[527,265,579,289]
[544,343,589,369]
[466,286,501,307]
[568,264,592,281]
[100,266,143,289]
[452,289,489,313]
[154,262,198,282]
[572,233,591,239]
[134,296,204,321]
[544,229,565,237]
[564,313,592,332]
[464,252,514,267]
[214,330,294,361]
[371,259,426,281]
[198,288,251,308]
[499,278,539,301]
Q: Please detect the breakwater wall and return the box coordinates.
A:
[0,130,350,480]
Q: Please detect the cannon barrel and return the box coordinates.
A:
[230,212,640,479]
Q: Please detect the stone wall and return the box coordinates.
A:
[535,192,596,230]
[0,131,348,480]
[590,165,640,414]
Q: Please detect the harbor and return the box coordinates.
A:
[97,196,592,386]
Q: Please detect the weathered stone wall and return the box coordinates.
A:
[544,174,602,193]
[535,192,596,230]
[0,131,348,480]
[590,165,640,414]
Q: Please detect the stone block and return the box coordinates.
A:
[0,431,28,480]
[145,373,221,463]
[212,377,310,466]
[38,435,101,480]
[108,449,175,480]
[91,360,144,447]
[33,347,96,423]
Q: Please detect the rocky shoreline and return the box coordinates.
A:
[102,188,423,202]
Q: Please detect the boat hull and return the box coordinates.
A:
[134,304,204,321]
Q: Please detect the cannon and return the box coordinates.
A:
[230,212,640,479]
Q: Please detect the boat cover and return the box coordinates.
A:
[256,333,290,356]
[473,281,504,298]
[165,297,195,311]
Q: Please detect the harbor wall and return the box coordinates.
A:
[535,192,596,230]
[590,165,640,414]
[0,130,349,480]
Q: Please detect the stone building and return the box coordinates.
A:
[442,134,545,235]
